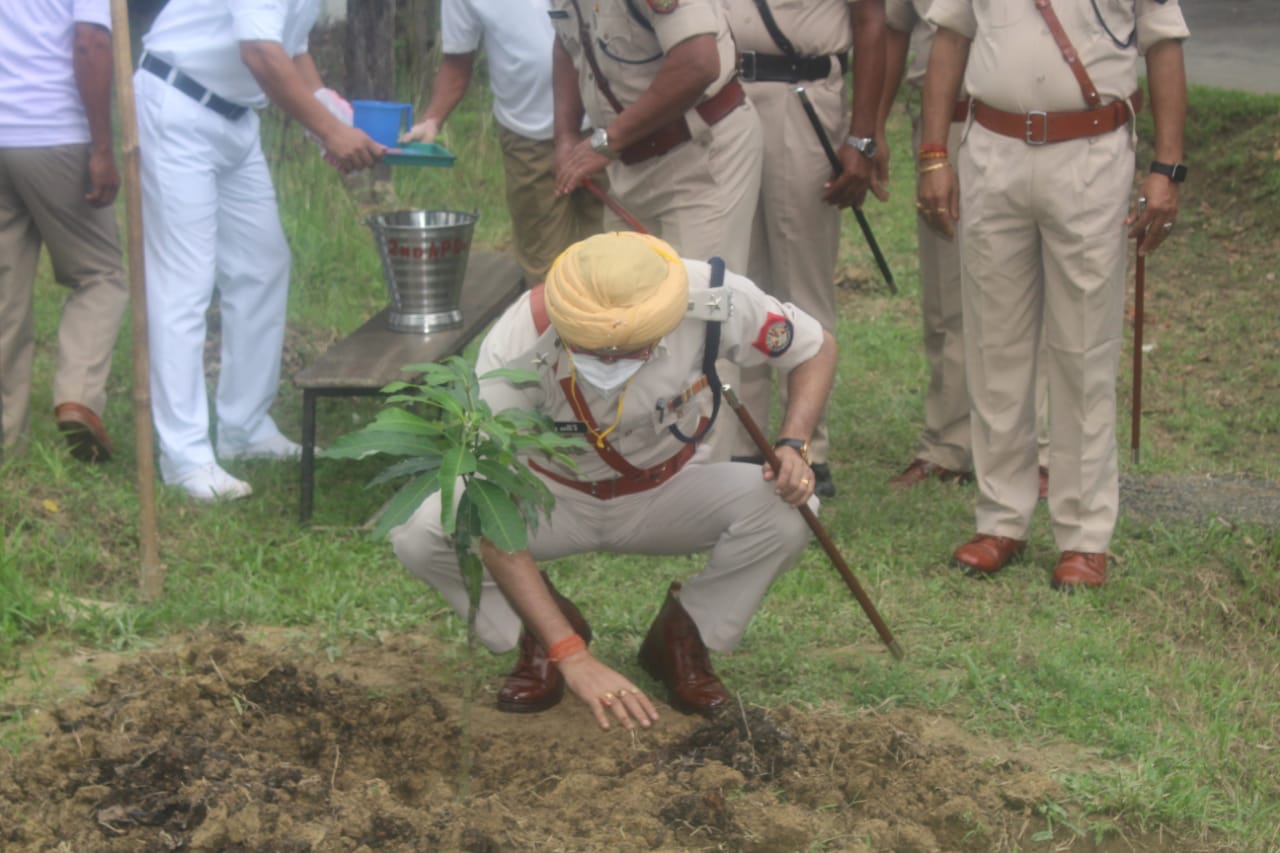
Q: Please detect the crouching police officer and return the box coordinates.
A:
[390,232,836,731]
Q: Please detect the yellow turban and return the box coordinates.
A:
[544,232,688,351]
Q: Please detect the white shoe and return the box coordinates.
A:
[173,463,253,502]
[218,433,302,461]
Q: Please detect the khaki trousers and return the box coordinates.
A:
[390,461,812,654]
[497,125,604,284]
[0,145,128,450]
[734,73,845,462]
[910,117,971,471]
[603,102,762,275]
[957,124,1132,552]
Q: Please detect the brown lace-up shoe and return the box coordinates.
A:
[54,402,112,462]
[889,458,972,487]
[637,582,731,717]
[952,534,1026,576]
[1051,551,1107,590]
[496,574,592,713]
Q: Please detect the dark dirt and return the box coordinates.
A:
[0,629,1195,852]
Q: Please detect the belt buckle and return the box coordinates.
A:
[738,51,757,82]
[1025,111,1049,145]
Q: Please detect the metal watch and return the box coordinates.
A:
[845,135,877,159]
[773,437,810,463]
[1149,160,1188,183]
[590,127,619,160]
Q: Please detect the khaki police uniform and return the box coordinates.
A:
[886,0,971,473]
[722,0,857,464]
[391,263,823,654]
[547,0,762,274]
[927,0,1188,551]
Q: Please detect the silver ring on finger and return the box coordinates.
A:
[1162,222,1174,232]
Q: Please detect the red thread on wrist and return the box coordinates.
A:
[547,634,586,663]
[918,143,948,156]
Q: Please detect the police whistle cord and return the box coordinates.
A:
[583,178,649,235]
[794,87,898,295]
[1131,229,1146,466]
[723,384,905,661]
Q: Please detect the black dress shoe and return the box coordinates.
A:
[810,463,836,497]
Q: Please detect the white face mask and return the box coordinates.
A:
[571,353,646,394]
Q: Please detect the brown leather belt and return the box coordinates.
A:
[972,90,1142,145]
[529,440,697,500]
[621,78,746,165]
[952,98,972,123]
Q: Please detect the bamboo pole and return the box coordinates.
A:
[109,0,164,599]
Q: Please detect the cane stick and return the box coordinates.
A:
[111,0,164,598]
[1131,232,1145,465]
[795,87,898,295]
[583,177,648,235]
[723,385,904,660]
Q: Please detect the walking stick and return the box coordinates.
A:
[583,177,648,234]
[795,87,898,295]
[110,0,164,599]
[1131,231,1145,465]
[723,385,905,660]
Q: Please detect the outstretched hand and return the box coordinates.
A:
[558,650,660,731]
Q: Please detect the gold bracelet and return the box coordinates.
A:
[918,161,951,176]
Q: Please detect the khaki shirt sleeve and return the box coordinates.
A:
[885,0,917,34]
[476,294,549,415]
[1136,0,1190,55]
[644,0,719,49]
[718,272,825,372]
[925,0,975,40]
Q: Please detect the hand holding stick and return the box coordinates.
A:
[724,385,904,660]
[795,87,898,295]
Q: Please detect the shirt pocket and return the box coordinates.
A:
[593,7,664,67]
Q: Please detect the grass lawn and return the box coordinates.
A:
[2,77,1278,850]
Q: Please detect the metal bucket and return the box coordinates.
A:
[366,209,478,333]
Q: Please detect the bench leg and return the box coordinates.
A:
[300,389,317,525]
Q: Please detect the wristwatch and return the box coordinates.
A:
[590,127,619,160]
[845,135,877,159]
[1149,160,1188,183]
[773,437,810,463]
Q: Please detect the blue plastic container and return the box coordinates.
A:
[351,100,412,147]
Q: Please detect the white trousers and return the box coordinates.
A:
[135,71,291,482]
[390,461,814,654]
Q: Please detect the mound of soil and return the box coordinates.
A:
[1,630,1164,852]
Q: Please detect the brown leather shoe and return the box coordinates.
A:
[638,582,731,717]
[952,534,1027,576]
[889,458,972,487]
[1038,466,1049,501]
[54,402,112,462]
[496,574,592,714]
[1051,551,1107,590]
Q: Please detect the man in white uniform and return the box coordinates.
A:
[391,232,836,730]
[401,0,602,285]
[136,0,384,501]
[918,0,1188,588]
[0,0,128,462]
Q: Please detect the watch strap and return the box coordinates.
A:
[773,437,809,462]
[1149,160,1187,183]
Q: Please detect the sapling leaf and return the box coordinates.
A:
[466,480,529,553]
[371,472,445,540]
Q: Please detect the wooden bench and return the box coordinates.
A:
[293,251,525,523]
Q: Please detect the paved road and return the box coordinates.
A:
[1179,0,1280,94]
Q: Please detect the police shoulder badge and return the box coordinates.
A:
[647,0,678,13]
[752,312,794,357]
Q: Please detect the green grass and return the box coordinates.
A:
[2,82,1279,851]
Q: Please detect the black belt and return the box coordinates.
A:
[140,53,248,121]
[737,50,849,83]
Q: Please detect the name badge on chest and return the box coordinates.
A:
[554,421,590,436]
